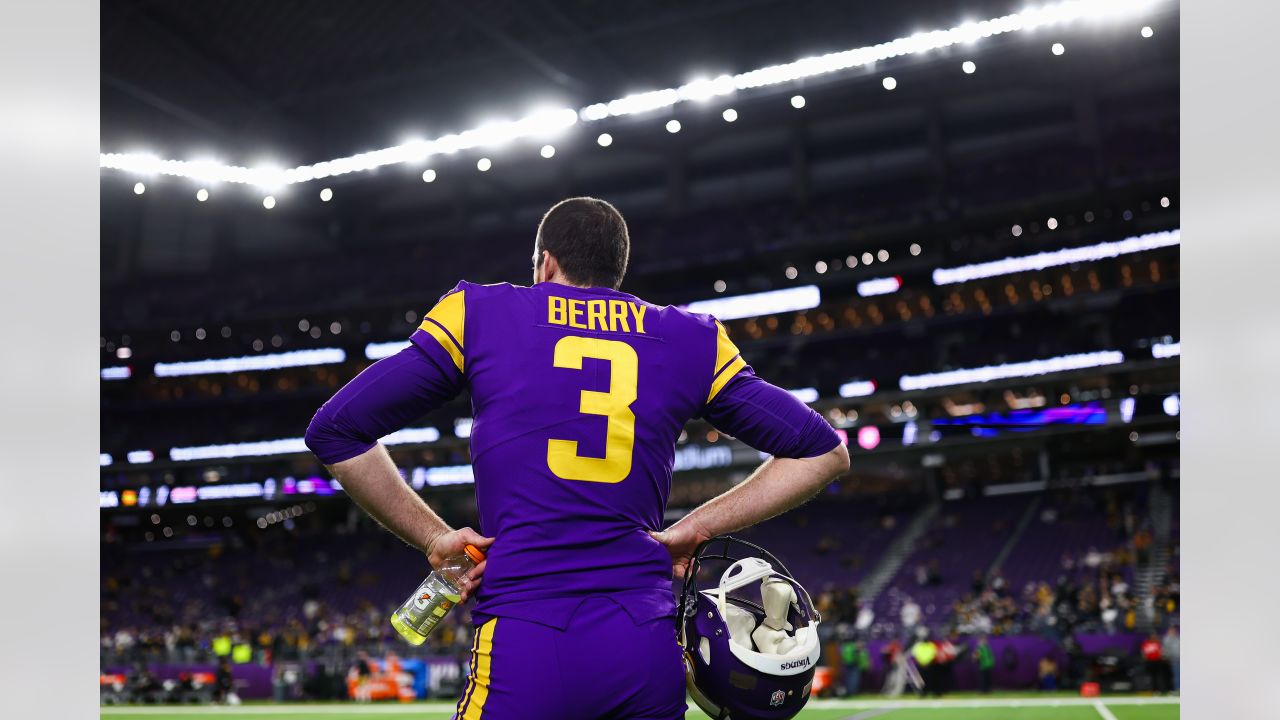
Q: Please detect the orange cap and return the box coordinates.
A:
[464,544,486,564]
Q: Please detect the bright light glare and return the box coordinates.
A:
[962,61,977,74]
[857,276,903,297]
[196,188,209,202]
[684,285,821,321]
[722,108,738,122]
[540,144,556,158]
[422,169,437,183]
[790,95,806,109]
[476,157,492,172]
[365,340,411,360]
[932,229,1180,285]
[788,388,819,404]
[882,77,897,90]
[262,195,276,209]
[899,351,1125,391]
[839,380,877,398]
[154,348,347,377]
[1151,340,1180,359]
[102,0,1167,185]
[133,182,145,195]
[1141,25,1154,37]
[319,187,333,202]
[597,133,613,147]
[665,119,682,133]
[1052,42,1066,55]
[101,366,132,381]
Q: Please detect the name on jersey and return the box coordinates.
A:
[548,296,647,334]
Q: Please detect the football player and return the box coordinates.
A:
[305,197,850,719]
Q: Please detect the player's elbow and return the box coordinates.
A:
[826,441,851,477]
[303,408,332,458]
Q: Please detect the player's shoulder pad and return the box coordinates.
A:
[662,307,747,404]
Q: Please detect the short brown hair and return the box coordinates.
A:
[535,197,630,289]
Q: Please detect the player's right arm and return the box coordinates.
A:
[304,282,493,590]
[652,320,850,577]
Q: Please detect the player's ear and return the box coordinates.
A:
[540,251,562,284]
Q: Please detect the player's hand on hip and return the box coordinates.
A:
[650,518,713,580]
[426,526,495,600]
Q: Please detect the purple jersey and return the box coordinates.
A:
[306,280,840,628]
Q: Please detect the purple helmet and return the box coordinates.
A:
[678,537,822,720]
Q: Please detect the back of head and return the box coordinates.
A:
[535,197,630,289]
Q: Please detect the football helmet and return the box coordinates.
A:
[677,536,822,720]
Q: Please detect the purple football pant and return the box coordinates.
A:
[452,596,686,720]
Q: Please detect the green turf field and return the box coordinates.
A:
[100,694,1179,719]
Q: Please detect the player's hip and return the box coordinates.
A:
[453,596,685,720]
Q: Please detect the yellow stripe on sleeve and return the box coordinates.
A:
[707,320,746,403]
[417,289,466,371]
[462,619,497,720]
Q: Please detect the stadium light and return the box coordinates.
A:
[102,0,1169,186]
[153,347,347,377]
[839,380,877,398]
[882,77,898,90]
[476,157,492,172]
[665,119,682,134]
[262,195,276,209]
[133,182,145,195]
[962,61,977,74]
[1152,340,1180,358]
[857,276,903,297]
[931,229,1180,285]
[454,418,473,439]
[196,188,209,202]
[722,108,738,122]
[101,366,132,381]
[790,95,806,109]
[365,340,410,360]
[127,450,155,464]
[168,426,440,462]
[319,187,333,201]
[597,133,613,147]
[540,144,556,158]
[1141,25,1154,37]
[684,285,821,321]
[899,350,1125,391]
[1051,42,1066,55]
[100,453,114,467]
[788,387,820,403]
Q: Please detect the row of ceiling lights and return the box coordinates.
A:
[123,32,1158,209]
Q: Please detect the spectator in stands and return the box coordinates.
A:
[901,597,922,631]
[975,636,995,693]
[855,602,875,634]
[348,650,374,702]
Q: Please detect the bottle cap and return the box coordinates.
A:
[464,544,486,564]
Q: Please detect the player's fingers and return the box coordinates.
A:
[458,526,496,549]
[465,560,487,584]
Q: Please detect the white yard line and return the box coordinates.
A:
[100,696,1181,715]
[1093,700,1122,720]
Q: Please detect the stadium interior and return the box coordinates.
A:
[100,1,1180,716]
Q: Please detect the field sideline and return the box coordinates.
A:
[101,695,1180,720]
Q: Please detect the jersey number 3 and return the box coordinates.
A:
[547,336,638,484]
